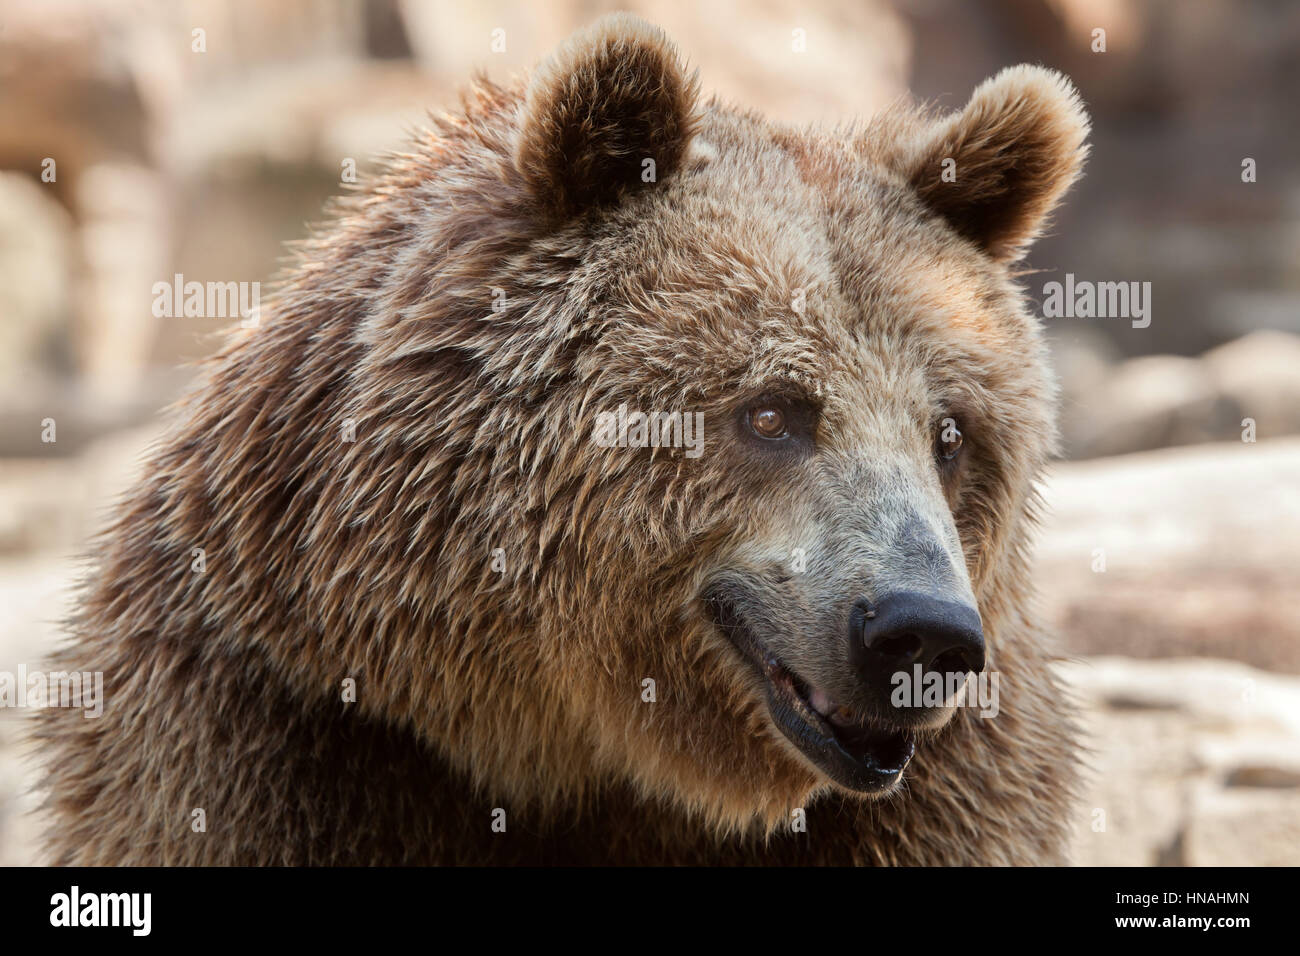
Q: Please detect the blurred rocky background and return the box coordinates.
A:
[1,0,1296,865]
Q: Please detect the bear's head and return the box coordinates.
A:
[345,15,1089,833]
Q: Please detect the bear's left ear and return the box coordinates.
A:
[894,65,1090,262]
[514,14,701,222]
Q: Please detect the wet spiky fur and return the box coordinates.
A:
[35,15,1089,865]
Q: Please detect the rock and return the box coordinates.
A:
[0,173,75,385]
[0,368,188,458]
[1060,657,1300,866]
[1183,787,1300,866]
[1204,330,1300,443]
[0,423,161,552]
[1061,331,1300,459]
[1068,355,1234,458]
[73,164,171,399]
[1036,438,1300,673]
[1197,737,1300,787]
[0,552,77,866]
[1064,657,1300,737]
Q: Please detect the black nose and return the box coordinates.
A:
[849,592,986,688]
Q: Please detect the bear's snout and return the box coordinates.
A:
[848,592,985,723]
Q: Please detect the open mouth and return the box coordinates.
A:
[707,593,915,794]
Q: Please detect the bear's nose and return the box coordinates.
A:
[848,592,986,689]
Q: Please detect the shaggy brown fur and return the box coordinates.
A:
[36,15,1089,865]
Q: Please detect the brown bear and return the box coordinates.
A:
[36,15,1089,865]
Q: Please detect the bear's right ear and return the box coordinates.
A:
[513,14,701,222]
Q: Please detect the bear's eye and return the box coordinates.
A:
[748,405,788,440]
[935,417,964,462]
[736,394,816,451]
